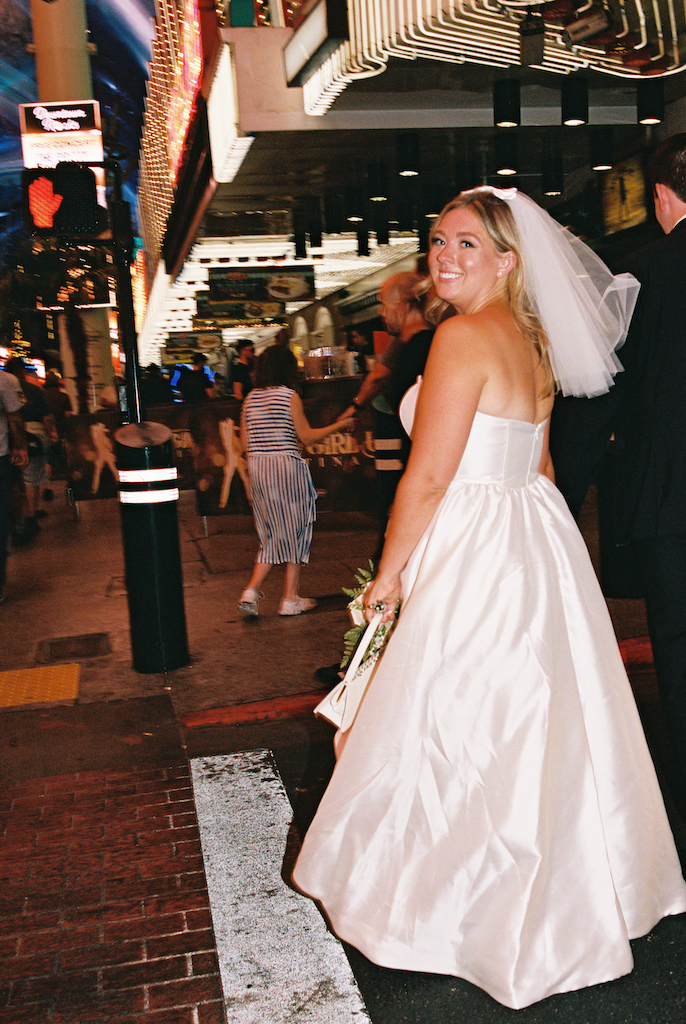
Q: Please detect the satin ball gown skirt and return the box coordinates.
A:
[293,408,686,1010]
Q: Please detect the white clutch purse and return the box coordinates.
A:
[314,610,389,733]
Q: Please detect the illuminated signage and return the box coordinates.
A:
[194,266,315,326]
[19,100,104,169]
[168,0,203,185]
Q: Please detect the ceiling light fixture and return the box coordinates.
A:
[397,133,420,177]
[494,133,519,176]
[637,79,664,124]
[345,186,365,222]
[367,162,389,201]
[493,78,521,128]
[561,76,588,126]
[590,127,613,171]
[542,153,564,196]
[422,181,445,221]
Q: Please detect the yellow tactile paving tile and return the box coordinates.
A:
[0,664,80,709]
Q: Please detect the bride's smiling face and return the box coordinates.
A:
[428,205,515,314]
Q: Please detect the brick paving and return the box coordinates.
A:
[0,764,226,1024]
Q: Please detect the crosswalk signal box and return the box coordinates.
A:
[22,165,100,236]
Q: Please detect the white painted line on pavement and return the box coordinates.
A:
[191,750,371,1024]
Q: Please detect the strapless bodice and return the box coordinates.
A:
[399,380,545,488]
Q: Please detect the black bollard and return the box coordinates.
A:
[115,422,190,673]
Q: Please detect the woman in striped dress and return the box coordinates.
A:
[238,345,354,616]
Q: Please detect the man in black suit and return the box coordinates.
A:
[552,134,686,814]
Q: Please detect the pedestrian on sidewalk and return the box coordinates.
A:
[42,370,73,495]
[0,368,28,601]
[4,357,58,541]
[232,339,255,401]
[177,352,215,403]
[238,345,354,617]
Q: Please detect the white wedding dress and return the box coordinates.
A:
[293,384,686,1010]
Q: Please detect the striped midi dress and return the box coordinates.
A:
[243,386,317,565]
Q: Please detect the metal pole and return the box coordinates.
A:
[28,0,92,101]
[63,159,144,423]
[115,423,189,673]
[108,178,143,425]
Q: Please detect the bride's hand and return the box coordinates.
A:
[363,574,401,624]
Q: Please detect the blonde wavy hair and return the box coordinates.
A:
[420,190,554,396]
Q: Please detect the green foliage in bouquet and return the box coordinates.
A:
[341,560,376,602]
[340,561,398,670]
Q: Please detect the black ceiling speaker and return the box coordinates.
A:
[520,12,545,65]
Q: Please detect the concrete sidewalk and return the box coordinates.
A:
[1,485,377,718]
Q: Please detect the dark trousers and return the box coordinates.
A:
[632,535,686,810]
[0,454,11,593]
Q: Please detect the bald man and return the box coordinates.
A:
[347,272,434,561]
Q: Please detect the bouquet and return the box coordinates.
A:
[340,561,398,672]
[314,563,399,734]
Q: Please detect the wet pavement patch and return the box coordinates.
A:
[0,695,184,784]
[35,632,111,663]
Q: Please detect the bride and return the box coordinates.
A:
[292,187,686,1010]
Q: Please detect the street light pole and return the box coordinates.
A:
[107,162,142,425]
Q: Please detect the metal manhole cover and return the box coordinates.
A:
[35,633,111,664]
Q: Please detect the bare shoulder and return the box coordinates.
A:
[428,308,506,379]
[431,311,491,360]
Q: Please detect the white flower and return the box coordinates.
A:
[347,594,367,627]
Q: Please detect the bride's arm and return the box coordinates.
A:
[363,319,487,621]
